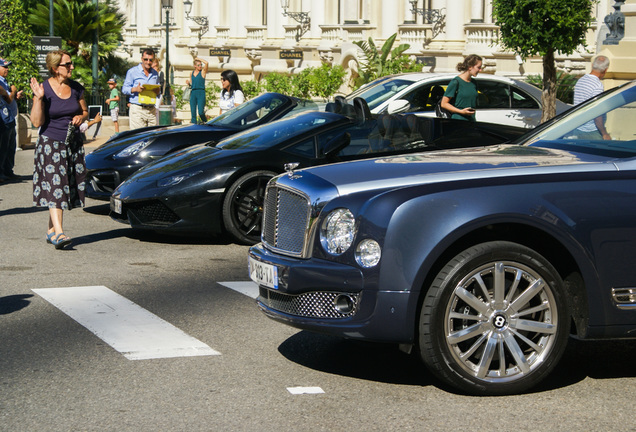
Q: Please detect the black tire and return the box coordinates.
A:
[419,241,570,395]
[222,170,276,245]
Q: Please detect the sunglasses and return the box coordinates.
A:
[142,57,154,62]
[59,62,74,68]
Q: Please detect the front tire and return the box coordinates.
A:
[419,241,570,395]
[222,170,276,245]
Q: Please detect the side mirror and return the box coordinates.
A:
[387,99,410,114]
[323,132,351,158]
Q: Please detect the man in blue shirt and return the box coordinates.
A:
[0,57,21,182]
[122,48,160,130]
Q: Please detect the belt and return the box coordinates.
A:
[134,103,155,108]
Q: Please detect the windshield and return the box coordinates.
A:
[345,78,413,110]
[526,81,636,155]
[205,93,317,129]
[217,112,343,150]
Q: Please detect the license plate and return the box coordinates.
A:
[110,197,122,214]
[249,257,278,289]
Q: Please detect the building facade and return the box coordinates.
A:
[117,0,635,113]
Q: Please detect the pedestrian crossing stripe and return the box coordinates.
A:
[32,286,221,360]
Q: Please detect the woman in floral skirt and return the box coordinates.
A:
[29,50,88,249]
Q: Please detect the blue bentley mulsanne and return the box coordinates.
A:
[249,80,636,395]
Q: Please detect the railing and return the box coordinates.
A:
[398,24,433,53]
[464,23,501,55]
[245,26,267,49]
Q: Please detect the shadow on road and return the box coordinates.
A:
[67,227,234,246]
[279,331,636,394]
[278,331,433,386]
[0,294,35,315]
[0,206,48,217]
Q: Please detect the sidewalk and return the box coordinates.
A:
[82,116,129,151]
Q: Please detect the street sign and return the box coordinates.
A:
[33,36,62,79]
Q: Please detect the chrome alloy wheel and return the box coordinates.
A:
[444,260,558,383]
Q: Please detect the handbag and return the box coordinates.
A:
[183,84,191,100]
[64,122,81,152]
[435,78,459,119]
[435,99,451,119]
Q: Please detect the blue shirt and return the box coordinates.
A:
[122,64,158,105]
[0,76,17,124]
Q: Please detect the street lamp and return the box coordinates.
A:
[280,0,311,42]
[161,0,173,105]
[409,0,445,39]
[183,0,209,40]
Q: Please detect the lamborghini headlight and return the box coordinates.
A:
[114,138,152,158]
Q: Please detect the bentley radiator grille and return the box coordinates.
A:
[127,201,179,226]
[259,287,360,319]
[262,185,310,256]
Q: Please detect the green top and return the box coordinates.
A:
[190,71,205,91]
[445,77,477,121]
[109,88,119,110]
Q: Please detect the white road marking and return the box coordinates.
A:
[32,286,220,360]
[218,281,259,299]
[287,387,325,395]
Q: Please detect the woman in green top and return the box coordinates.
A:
[441,54,482,121]
[186,57,208,124]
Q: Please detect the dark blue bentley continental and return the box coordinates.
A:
[249,81,636,395]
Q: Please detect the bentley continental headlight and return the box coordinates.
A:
[355,239,381,267]
[321,208,356,255]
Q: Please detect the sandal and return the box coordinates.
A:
[51,233,73,249]
[46,232,55,244]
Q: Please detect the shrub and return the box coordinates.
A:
[525,71,578,104]
[241,80,262,99]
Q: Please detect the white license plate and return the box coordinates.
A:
[249,257,278,289]
[110,197,122,214]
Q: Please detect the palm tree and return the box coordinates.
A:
[28,0,126,58]
[353,33,418,88]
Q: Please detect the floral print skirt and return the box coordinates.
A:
[33,134,86,210]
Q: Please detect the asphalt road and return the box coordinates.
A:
[1,145,635,431]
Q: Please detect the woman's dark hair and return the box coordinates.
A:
[221,70,242,97]
[457,54,482,72]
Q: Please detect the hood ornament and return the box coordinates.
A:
[284,162,300,179]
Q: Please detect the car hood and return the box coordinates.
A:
[296,142,619,196]
[113,143,246,198]
[89,124,230,157]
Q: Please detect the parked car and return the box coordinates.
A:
[86,92,318,199]
[249,81,636,395]
[109,98,526,245]
[345,72,570,128]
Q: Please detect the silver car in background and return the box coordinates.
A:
[345,72,570,128]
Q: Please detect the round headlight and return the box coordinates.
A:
[321,208,356,255]
[355,239,381,268]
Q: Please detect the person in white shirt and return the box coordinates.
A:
[573,55,610,140]
[218,70,244,114]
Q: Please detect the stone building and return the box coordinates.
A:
[116,0,635,117]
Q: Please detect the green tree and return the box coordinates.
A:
[28,0,128,93]
[353,33,419,88]
[492,0,595,122]
[0,0,39,106]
